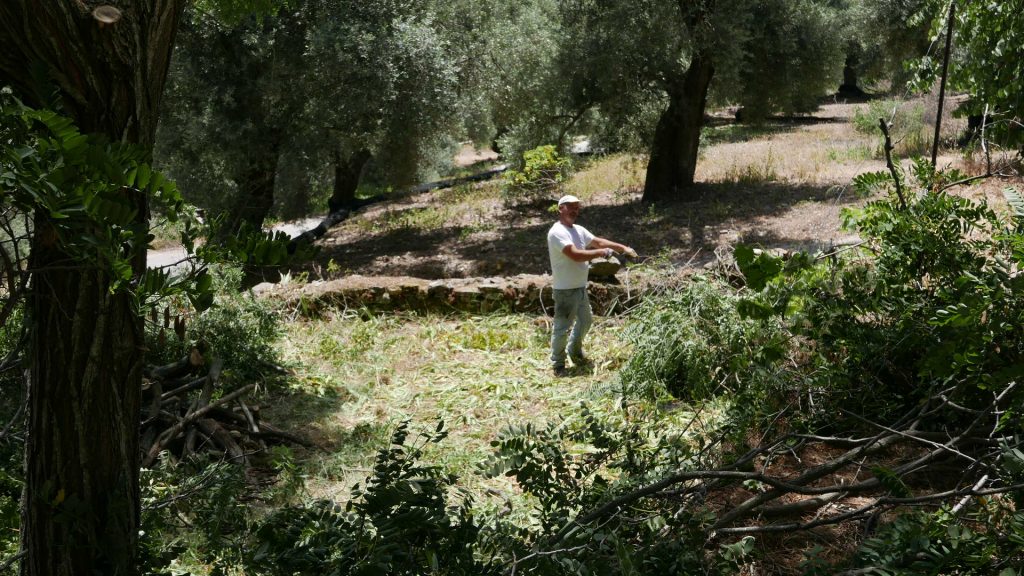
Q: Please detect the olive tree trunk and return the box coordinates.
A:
[641,55,714,203]
[0,2,185,575]
[223,152,281,236]
[328,148,372,213]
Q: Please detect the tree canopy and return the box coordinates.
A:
[546,0,844,201]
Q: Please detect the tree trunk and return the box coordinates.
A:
[225,152,281,235]
[0,2,186,575]
[23,218,145,576]
[328,148,372,213]
[641,55,714,203]
[838,53,866,98]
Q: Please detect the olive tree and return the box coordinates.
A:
[157,0,461,225]
[554,0,844,202]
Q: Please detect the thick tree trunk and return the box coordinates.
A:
[23,219,145,576]
[838,53,866,98]
[328,148,372,213]
[225,153,281,235]
[0,2,186,575]
[642,55,714,203]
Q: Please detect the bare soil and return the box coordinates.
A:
[294,101,1017,286]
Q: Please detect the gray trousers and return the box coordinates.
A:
[551,287,593,368]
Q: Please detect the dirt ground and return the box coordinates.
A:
[295,100,1018,284]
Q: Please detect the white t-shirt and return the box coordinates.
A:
[548,222,594,289]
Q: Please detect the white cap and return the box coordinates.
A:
[557,194,580,206]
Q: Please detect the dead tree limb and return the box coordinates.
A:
[142,383,256,467]
[879,119,908,209]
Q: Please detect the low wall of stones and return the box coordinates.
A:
[273,274,652,317]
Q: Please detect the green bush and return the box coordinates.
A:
[249,421,487,575]
[480,405,756,575]
[733,166,1024,422]
[139,458,250,575]
[852,99,930,157]
[502,145,570,205]
[848,504,1024,575]
[620,277,788,402]
[145,265,282,382]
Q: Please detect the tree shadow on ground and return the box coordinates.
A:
[295,180,864,280]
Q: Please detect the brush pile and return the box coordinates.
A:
[139,346,310,468]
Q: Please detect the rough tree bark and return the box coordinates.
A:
[0,2,186,575]
[328,148,372,213]
[641,54,714,203]
[223,151,281,235]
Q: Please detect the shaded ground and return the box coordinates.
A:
[293,100,1009,284]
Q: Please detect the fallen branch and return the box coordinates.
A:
[142,383,256,467]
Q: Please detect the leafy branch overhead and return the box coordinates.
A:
[0,94,218,311]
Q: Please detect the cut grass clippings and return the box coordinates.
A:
[266,311,639,503]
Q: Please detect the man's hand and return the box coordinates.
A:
[623,247,638,258]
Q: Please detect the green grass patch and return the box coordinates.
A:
[564,153,646,201]
[700,122,793,146]
[268,311,633,497]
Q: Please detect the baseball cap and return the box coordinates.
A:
[557,194,580,206]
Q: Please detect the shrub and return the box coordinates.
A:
[502,144,570,205]
[852,99,930,157]
[620,277,788,402]
[848,504,1024,575]
[733,164,1024,422]
[139,459,250,575]
[249,421,487,575]
[145,265,282,382]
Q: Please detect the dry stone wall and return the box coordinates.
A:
[268,274,649,317]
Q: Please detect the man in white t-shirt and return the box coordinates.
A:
[547,194,636,375]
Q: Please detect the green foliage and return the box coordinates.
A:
[1004,187,1024,227]
[193,0,292,25]
[620,277,788,401]
[852,99,930,157]
[482,408,623,532]
[158,0,462,225]
[479,404,757,575]
[250,420,487,575]
[914,0,1024,151]
[502,145,570,205]
[146,266,283,382]
[849,504,1024,575]
[729,0,843,120]
[139,458,251,575]
[553,0,843,158]
[733,165,1024,422]
[0,93,216,314]
[201,219,318,269]
[834,0,939,91]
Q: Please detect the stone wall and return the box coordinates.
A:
[269,273,651,317]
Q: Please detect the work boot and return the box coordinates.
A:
[570,354,592,367]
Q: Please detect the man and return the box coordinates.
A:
[547,194,637,375]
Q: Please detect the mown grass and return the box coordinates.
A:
[266,311,637,503]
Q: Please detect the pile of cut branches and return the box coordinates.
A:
[140,347,309,468]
